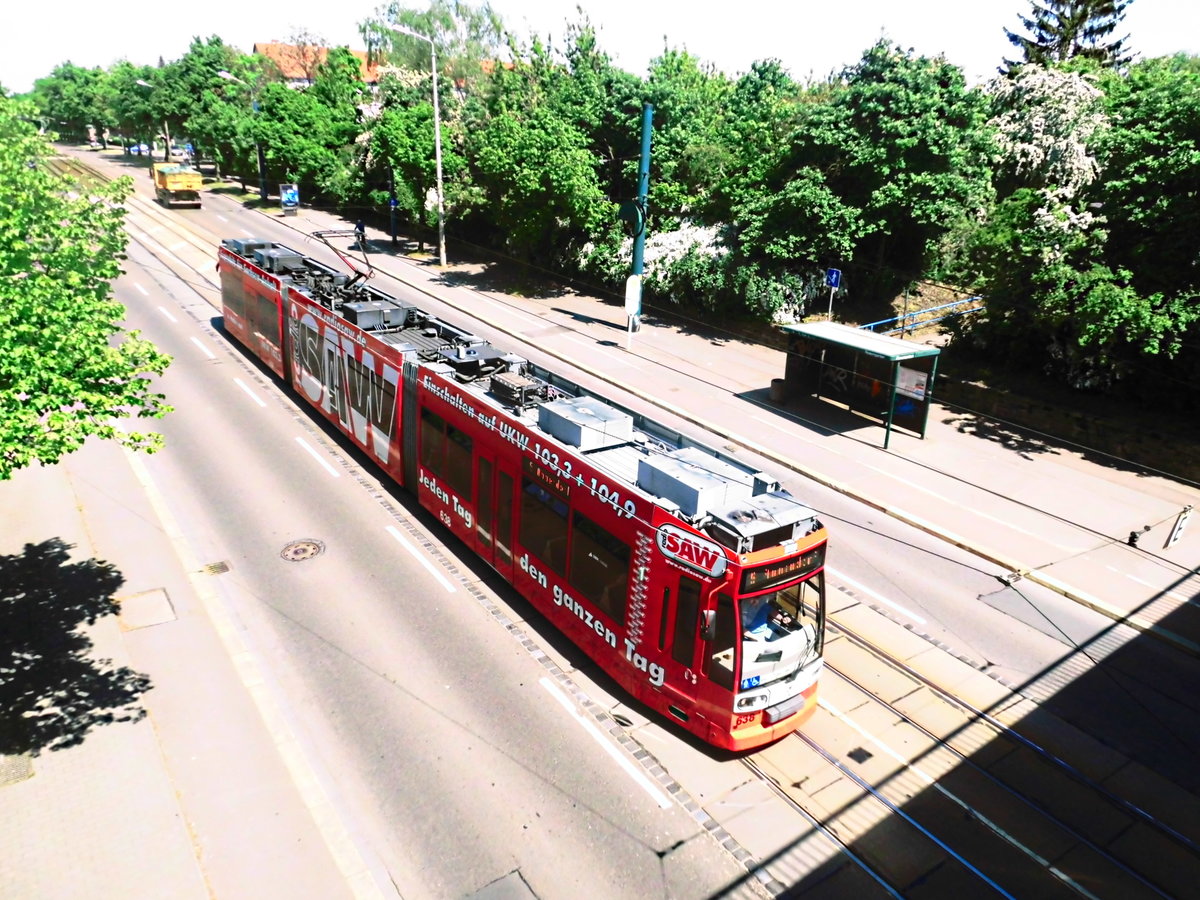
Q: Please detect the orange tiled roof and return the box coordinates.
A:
[253,42,381,84]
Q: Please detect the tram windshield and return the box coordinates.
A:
[737,572,824,689]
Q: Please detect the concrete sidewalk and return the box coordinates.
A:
[0,438,365,899]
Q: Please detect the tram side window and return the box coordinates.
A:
[295,320,321,377]
[445,424,472,498]
[672,576,702,668]
[254,292,279,346]
[420,407,445,479]
[419,408,472,499]
[568,511,629,625]
[221,269,245,319]
[519,477,568,575]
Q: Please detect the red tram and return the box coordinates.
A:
[217,237,828,751]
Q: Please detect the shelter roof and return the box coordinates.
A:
[781,321,940,361]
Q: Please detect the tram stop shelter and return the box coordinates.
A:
[776,321,941,449]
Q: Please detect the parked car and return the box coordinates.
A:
[131,143,150,155]
[87,140,102,150]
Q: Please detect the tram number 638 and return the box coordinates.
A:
[735,712,758,728]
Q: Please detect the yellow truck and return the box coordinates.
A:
[152,162,203,208]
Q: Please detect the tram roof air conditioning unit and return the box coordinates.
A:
[539,396,633,451]
[491,371,539,408]
[223,238,269,259]
[254,248,303,274]
[343,300,393,330]
[636,446,753,518]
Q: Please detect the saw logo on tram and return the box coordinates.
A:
[217,235,829,751]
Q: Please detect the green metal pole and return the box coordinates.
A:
[884,362,899,449]
[628,102,654,338]
[631,102,654,278]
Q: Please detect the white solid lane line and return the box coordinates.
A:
[385,525,456,592]
[234,377,267,407]
[294,437,341,478]
[190,336,216,359]
[830,566,927,625]
[539,677,672,809]
[157,306,177,322]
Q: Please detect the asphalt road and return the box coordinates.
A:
[114,239,761,899]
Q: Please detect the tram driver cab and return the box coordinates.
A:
[739,581,821,688]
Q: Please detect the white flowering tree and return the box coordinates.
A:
[969,61,1199,388]
[989,64,1108,199]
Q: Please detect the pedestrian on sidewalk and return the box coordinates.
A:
[354,219,366,247]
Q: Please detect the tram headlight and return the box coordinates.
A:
[735,691,770,712]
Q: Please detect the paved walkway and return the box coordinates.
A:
[0,437,369,899]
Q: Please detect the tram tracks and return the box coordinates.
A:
[742,606,1200,898]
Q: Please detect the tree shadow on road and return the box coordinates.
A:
[0,538,151,757]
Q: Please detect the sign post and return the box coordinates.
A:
[1166,505,1193,549]
[280,183,300,217]
[825,268,841,320]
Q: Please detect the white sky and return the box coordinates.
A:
[3,0,1196,95]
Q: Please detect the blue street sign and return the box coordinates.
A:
[389,198,398,208]
[826,268,842,289]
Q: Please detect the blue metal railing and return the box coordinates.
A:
[860,296,983,335]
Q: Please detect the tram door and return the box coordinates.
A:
[656,573,716,726]
[474,451,515,582]
[660,574,740,727]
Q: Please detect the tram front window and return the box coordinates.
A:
[738,573,824,688]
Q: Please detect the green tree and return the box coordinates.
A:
[644,48,733,217]
[967,187,1194,389]
[107,61,160,152]
[742,42,995,310]
[1096,54,1200,297]
[0,98,171,479]
[367,69,467,248]
[151,37,240,160]
[1004,0,1135,71]
[32,62,110,142]
[704,59,804,223]
[545,18,644,205]
[469,63,611,265]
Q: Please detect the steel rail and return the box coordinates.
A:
[828,615,1200,861]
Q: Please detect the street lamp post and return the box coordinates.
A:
[392,26,446,266]
[217,70,269,203]
[135,79,171,164]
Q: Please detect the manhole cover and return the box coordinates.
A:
[281,539,325,562]
[0,754,33,787]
